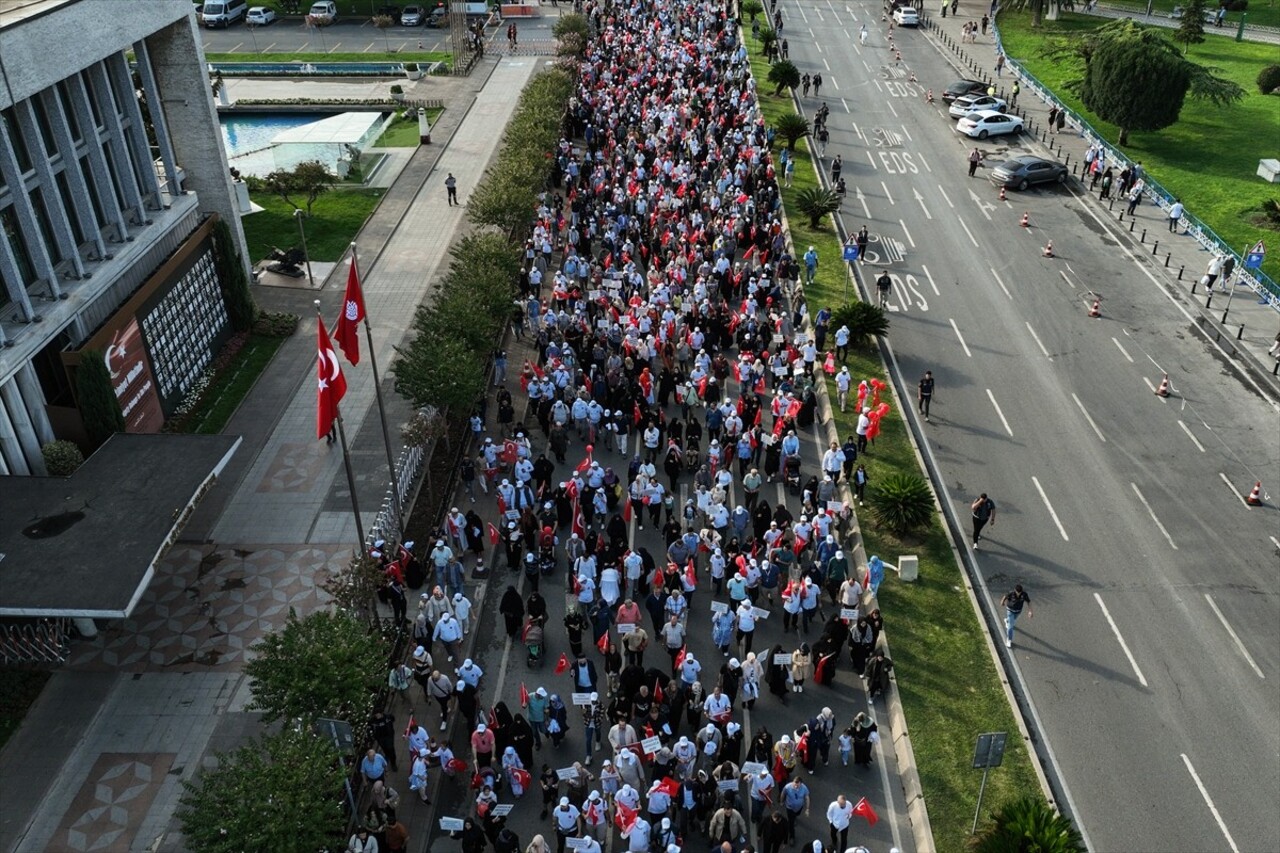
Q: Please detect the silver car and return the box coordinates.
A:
[949,94,1007,119]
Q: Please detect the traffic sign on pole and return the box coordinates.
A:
[1244,240,1265,270]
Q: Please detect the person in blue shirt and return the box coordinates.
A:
[781,776,810,843]
[803,246,818,284]
[360,747,389,785]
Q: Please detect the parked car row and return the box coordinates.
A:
[199,0,456,27]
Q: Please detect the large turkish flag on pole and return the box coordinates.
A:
[334,255,366,365]
[316,316,348,439]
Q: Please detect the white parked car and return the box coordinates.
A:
[955,110,1024,139]
[246,6,276,24]
[948,94,1007,119]
[892,6,919,25]
[309,1,338,23]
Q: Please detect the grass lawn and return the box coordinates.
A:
[997,10,1280,283]
[206,51,451,67]
[374,107,444,146]
[0,670,51,752]
[1095,0,1280,31]
[242,188,385,263]
[747,34,1043,852]
[180,335,289,435]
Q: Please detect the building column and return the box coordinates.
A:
[0,102,60,304]
[1,377,46,475]
[0,384,31,475]
[16,363,55,446]
[41,83,108,264]
[67,73,131,248]
[133,39,182,198]
[87,63,147,229]
[13,100,79,289]
[107,52,164,212]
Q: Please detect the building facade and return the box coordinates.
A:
[0,0,249,474]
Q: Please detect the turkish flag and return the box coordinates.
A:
[403,713,417,738]
[675,646,687,670]
[512,767,532,789]
[615,801,638,834]
[653,679,664,704]
[655,776,681,798]
[554,653,570,675]
[519,682,530,708]
[814,654,833,684]
[685,559,697,588]
[333,256,366,365]
[572,498,586,540]
[622,497,633,523]
[316,316,347,440]
[488,522,500,546]
[854,796,879,827]
[597,631,610,654]
[576,446,594,474]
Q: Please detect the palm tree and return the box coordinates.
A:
[831,301,889,348]
[795,187,841,228]
[767,60,800,95]
[774,113,810,151]
[869,473,935,536]
[970,796,1085,853]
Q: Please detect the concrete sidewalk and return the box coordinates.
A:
[925,3,1280,392]
[0,55,543,853]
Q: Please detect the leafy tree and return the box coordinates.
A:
[262,160,335,215]
[553,12,589,40]
[774,113,811,151]
[1174,0,1207,52]
[177,727,345,853]
[758,26,778,60]
[371,14,394,52]
[969,795,1086,853]
[742,0,763,21]
[831,301,889,348]
[1055,19,1244,144]
[322,553,388,628]
[1003,0,1075,28]
[244,609,388,725]
[393,320,487,412]
[869,472,935,536]
[76,350,124,449]
[212,218,257,332]
[795,186,842,228]
[768,60,801,95]
[1257,63,1280,94]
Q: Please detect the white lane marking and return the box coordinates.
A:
[843,28,851,39]
[912,189,933,219]
[1178,420,1206,453]
[863,59,872,72]
[887,100,898,118]
[987,389,1014,437]
[842,97,851,113]
[1130,482,1177,550]
[901,124,912,142]
[1059,270,1075,289]
[1112,337,1134,363]
[1271,535,1280,550]
[867,151,878,170]
[855,186,872,218]
[1094,593,1148,687]
[230,41,244,51]
[957,215,980,247]
[1219,473,1252,508]
[938,185,953,208]
[1072,393,1105,442]
[917,152,931,172]
[950,319,972,357]
[1181,754,1242,853]
[873,78,883,92]
[992,268,1012,300]
[823,57,832,71]
[880,179,894,204]
[921,264,939,296]
[899,219,915,247]
[1032,475,1069,541]
[1204,594,1265,678]
[1026,322,1050,358]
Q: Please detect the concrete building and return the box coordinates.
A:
[0,0,249,474]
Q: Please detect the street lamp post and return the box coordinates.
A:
[294,208,315,288]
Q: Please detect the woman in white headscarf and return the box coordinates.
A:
[502,745,527,797]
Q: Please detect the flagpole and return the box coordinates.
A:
[318,301,366,550]
[351,243,405,540]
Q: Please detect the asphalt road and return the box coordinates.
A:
[426,368,916,853]
[786,1,1280,850]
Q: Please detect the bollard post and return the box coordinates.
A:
[1273,361,1279,377]
[1063,153,1070,168]
[1165,252,1171,268]
[1119,212,1124,223]
[1236,323,1245,341]
[1178,265,1184,281]
[1205,294,1214,309]
[1109,198,1115,211]
[1152,240,1159,256]
[1191,278,1198,293]
[1129,219,1135,233]
[1141,228,1147,243]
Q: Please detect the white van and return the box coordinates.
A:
[202,0,248,27]
[309,0,338,22]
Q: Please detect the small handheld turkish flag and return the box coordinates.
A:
[597,631,610,654]
[519,682,530,708]
[854,796,879,827]
[554,653,569,675]
[333,254,366,365]
[488,522,500,546]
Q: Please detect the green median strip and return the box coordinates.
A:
[745,32,1043,852]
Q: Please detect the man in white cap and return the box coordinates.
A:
[654,817,678,851]
[471,720,495,769]
[747,767,774,824]
[452,592,472,635]
[625,815,651,853]
[646,778,672,819]
[430,540,453,576]
[583,789,608,842]
[552,796,582,853]
[673,735,698,778]
[433,611,463,662]
[457,658,483,689]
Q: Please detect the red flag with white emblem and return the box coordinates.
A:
[334,254,366,365]
[316,317,347,440]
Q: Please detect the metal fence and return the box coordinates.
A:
[0,618,73,665]
[989,16,1280,311]
[364,438,430,551]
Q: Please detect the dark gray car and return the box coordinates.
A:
[989,155,1068,191]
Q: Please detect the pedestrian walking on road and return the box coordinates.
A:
[826,794,855,851]
[917,370,934,421]
[859,23,868,45]
[968,147,983,178]
[784,158,795,187]
[802,73,811,97]
[1204,254,1224,291]
[830,155,842,185]
[875,269,892,307]
[1126,181,1144,216]
[981,13,989,33]
[812,73,823,97]
[1047,105,1058,132]
[446,172,459,206]
[971,493,996,548]
[1055,108,1066,134]
[781,37,789,58]
[1000,583,1034,648]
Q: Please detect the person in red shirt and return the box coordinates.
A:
[471,721,496,769]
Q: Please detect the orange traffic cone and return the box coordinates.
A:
[1088,298,1101,318]
[1020,211,1030,228]
[998,186,1007,201]
[1042,240,1054,257]
[1155,373,1169,397]
[1246,481,1263,505]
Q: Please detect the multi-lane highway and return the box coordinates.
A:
[783,1,1280,850]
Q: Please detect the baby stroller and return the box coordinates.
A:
[783,454,802,493]
[522,615,546,668]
